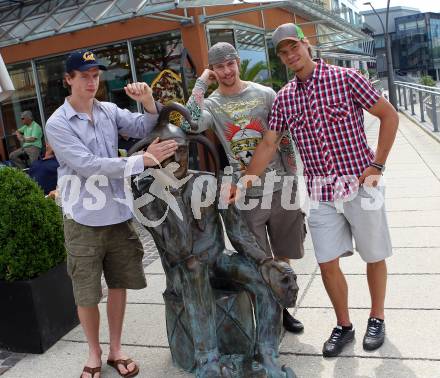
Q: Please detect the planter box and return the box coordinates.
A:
[0,262,79,353]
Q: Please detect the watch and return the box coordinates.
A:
[370,162,385,173]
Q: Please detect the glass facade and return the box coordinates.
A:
[235,29,269,82]
[208,27,272,85]
[0,31,187,158]
[209,29,235,47]
[1,62,40,155]
[431,17,440,65]
[35,54,70,122]
[95,42,137,112]
[396,13,440,77]
[267,39,289,91]
[132,31,184,105]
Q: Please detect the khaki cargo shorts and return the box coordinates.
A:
[64,219,146,307]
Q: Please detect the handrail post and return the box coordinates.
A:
[432,94,439,132]
[397,84,402,106]
[419,91,425,122]
[410,88,415,115]
[403,86,408,110]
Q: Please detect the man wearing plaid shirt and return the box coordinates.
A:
[236,23,399,357]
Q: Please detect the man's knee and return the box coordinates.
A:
[319,257,340,277]
[367,259,386,269]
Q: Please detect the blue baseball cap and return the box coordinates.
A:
[65,49,107,73]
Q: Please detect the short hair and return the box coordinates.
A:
[21,110,33,120]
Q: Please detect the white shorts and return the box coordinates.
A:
[307,186,393,264]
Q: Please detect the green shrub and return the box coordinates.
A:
[420,75,436,87]
[0,167,65,282]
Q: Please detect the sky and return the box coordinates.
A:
[359,0,440,13]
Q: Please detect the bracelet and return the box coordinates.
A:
[370,162,384,170]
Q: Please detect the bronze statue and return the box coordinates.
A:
[129,103,299,378]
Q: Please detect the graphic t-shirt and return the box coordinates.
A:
[184,79,296,197]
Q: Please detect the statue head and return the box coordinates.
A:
[260,260,299,308]
[128,102,220,180]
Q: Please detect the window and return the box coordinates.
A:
[209,29,235,47]
[94,42,136,112]
[208,27,270,84]
[341,4,348,21]
[235,29,269,82]
[1,62,40,156]
[348,9,354,25]
[35,54,70,122]
[132,31,184,108]
[133,32,182,85]
[267,38,288,91]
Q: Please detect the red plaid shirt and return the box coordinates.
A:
[269,59,380,202]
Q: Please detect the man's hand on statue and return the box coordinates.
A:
[143,137,178,167]
[200,69,217,86]
[220,182,239,205]
[124,82,153,104]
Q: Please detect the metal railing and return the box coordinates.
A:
[395,81,440,132]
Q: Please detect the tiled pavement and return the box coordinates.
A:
[2,111,440,377]
[0,224,158,376]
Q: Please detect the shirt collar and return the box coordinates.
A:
[313,58,326,81]
[295,58,326,85]
[63,97,102,120]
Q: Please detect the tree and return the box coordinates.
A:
[239,59,283,89]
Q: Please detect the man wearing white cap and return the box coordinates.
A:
[240,23,399,358]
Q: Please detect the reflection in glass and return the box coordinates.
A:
[132,31,183,106]
[94,42,136,112]
[235,29,268,82]
[36,55,70,122]
[267,39,288,91]
[133,32,182,86]
[209,29,235,47]
[1,62,40,155]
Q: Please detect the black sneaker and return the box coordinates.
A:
[363,317,385,351]
[322,325,355,357]
[283,309,304,333]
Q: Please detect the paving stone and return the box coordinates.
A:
[280,308,440,360]
[300,274,440,310]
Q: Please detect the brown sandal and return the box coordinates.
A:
[107,358,139,377]
[80,366,101,378]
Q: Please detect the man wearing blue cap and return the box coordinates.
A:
[46,49,178,378]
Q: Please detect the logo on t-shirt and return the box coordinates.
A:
[225,119,264,169]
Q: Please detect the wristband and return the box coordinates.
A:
[370,162,385,173]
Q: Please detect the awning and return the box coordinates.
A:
[0,0,373,61]
[0,0,189,48]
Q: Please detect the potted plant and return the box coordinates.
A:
[0,167,78,353]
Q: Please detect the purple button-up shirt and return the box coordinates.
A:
[46,98,159,226]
